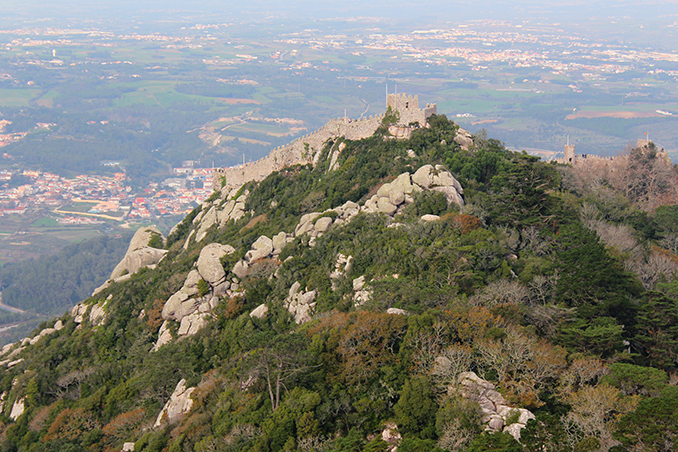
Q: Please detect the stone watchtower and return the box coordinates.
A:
[386,93,437,127]
[564,136,576,164]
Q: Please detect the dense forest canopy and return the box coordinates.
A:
[0,115,677,452]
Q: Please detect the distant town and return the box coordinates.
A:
[0,164,214,222]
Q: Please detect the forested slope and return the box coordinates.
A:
[0,114,676,452]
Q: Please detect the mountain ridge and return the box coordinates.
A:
[0,104,676,452]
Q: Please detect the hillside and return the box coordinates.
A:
[0,110,676,452]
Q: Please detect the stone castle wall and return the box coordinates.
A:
[386,93,437,126]
[552,139,670,177]
[215,94,437,190]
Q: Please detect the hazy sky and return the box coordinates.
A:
[2,0,677,25]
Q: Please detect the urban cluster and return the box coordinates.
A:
[0,168,214,221]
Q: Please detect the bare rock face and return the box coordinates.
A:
[377,198,398,215]
[250,304,269,319]
[154,379,195,427]
[182,229,196,250]
[232,260,249,279]
[178,313,210,336]
[161,291,190,320]
[352,276,372,306]
[457,371,536,442]
[272,231,290,255]
[330,253,353,289]
[110,226,166,280]
[245,236,273,263]
[9,396,25,421]
[432,186,464,206]
[381,421,402,452]
[454,127,474,150]
[153,320,172,351]
[197,243,235,285]
[195,206,218,242]
[314,216,333,233]
[285,282,316,324]
[412,164,436,188]
[295,212,322,237]
[420,214,441,222]
[89,301,107,326]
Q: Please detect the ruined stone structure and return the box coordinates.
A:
[563,143,576,164]
[554,139,670,168]
[214,94,438,190]
[386,93,437,126]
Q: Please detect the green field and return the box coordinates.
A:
[31,217,58,227]
[0,88,41,107]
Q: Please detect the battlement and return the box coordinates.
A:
[387,93,437,126]
[214,94,436,190]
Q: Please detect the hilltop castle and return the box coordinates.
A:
[556,138,670,167]
[215,94,439,190]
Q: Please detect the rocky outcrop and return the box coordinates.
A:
[16,319,65,347]
[352,276,372,306]
[195,205,218,242]
[293,201,360,240]
[197,243,235,285]
[110,226,166,280]
[245,236,273,262]
[454,371,536,442]
[362,167,463,217]
[181,186,249,250]
[420,214,441,222]
[250,303,269,319]
[93,226,167,296]
[330,253,353,289]
[71,297,109,328]
[154,379,195,427]
[178,313,210,336]
[153,320,172,351]
[156,242,237,348]
[454,127,474,150]
[285,282,316,324]
[381,421,402,452]
[9,396,25,420]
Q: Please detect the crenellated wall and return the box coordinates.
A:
[552,139,671,170]
[214,94,438,190]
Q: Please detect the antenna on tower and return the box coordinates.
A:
[567,135,570,146]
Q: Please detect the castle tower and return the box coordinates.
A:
[386,93,436,126]
[564,136,576,164]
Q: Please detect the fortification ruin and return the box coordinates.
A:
[554,139,671,168]
[214,94,438,190]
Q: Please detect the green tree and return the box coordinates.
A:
[615,385,678,451]
[465,432,523,452]
[394,376,438,439]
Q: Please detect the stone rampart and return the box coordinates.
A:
[215,113,388,189]
[215,94,437,190]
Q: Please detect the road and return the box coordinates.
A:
[0,294,26,314]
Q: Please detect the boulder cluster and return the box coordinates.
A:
[454,128,474,150]
[70,297,109,328]
[457,371,536,442]
[154,163,464,346]
[155,243,236,349]
[362,165,463,216]
[184,187,248,246]
[0,319,65,369]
